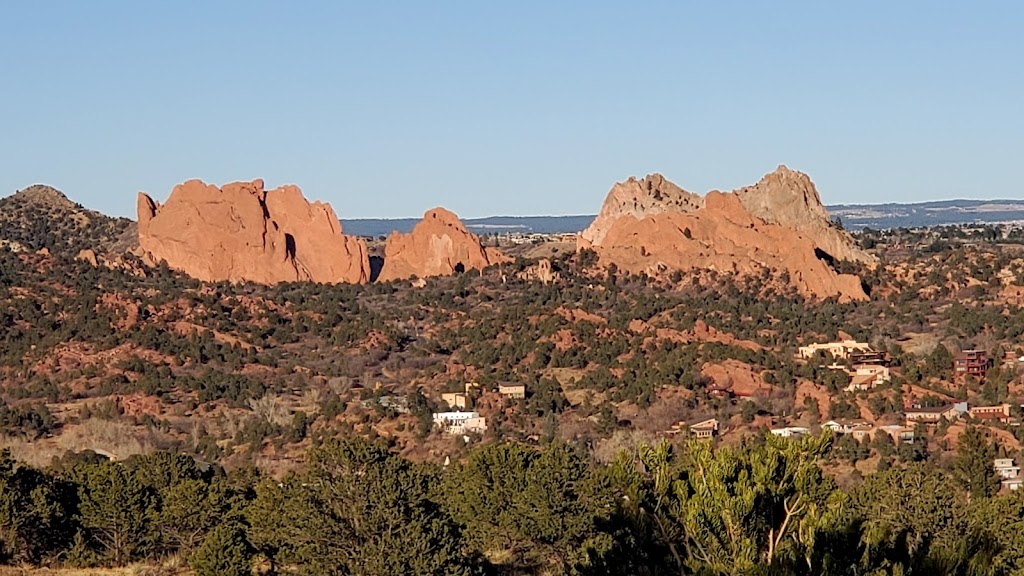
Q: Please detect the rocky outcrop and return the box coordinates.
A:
[578,173,702,248]
[733,166,872,264]
[137,179,369,284]
[377,207,510,282]
[578,166,873,302]
[517,258,559,284]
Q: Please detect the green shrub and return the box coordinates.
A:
[190,522,252,576]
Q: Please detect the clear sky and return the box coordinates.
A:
[1,2,1020,219]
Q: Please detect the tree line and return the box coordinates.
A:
[1,430,1023,575]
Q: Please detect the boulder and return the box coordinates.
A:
[137,179,369,284]
[377,207,510,282]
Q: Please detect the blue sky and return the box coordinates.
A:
[1,2,1020,218]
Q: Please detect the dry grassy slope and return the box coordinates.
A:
[0,184,136,256]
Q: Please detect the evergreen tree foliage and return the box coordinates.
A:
[955,426,1000,500]
[190,521,252,576]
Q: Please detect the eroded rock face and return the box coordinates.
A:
[377,207,510,282]
[578,166,873,302]
[734,165,872,264]
[578,173,702,248]
[137,179,369,284]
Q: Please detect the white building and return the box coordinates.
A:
[798,340,873,360]
[822,420,870,435]
[770,426,810,438]
[432,411,487,435]
[995,458,1021,480]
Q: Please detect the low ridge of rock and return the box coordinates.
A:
[137,179,369,284]
[377,207,510,283]
[578,166,874,302]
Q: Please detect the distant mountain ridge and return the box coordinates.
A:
[341,215,596,237]
[827,199,1024,229]
[342,199,1024,237]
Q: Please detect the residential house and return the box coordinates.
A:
[822,419,870,435]
[688,418,720,439]
[969,403,1012,424]
[904,403,966,426]
[995,458,1023,491]
[845,365,892,392]
[441,392,469,410]
[497,383,526,399]
[954,349,992,381]
[851,425,875,442]
[770,426,810,438]
[995,458,1020,479]
[877,424,915,444]
[432,411,487,435]
[798,340,874,361]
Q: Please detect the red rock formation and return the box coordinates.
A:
[734,166,872,264]
[578,167,873,302]
[377,207,510,282]
[579,173,701,248]
[137,179,369,284]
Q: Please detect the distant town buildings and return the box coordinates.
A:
[823,419,914,443]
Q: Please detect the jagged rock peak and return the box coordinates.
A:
[136,178,369,285]
[578,173,703,247]
[734,166,871,264]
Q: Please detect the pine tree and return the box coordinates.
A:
[72,461,155,565]
[955,426,1000,500]
[190,522,252,576]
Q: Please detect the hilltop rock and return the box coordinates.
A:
[137,179,369,284]
[578,167,873,302]
[0,185,135,256]
[377,207,510,282]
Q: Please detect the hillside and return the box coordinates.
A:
[0,185,135,256]
[1,189,1024,573]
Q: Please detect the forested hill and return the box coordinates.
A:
[342,200,1024,237]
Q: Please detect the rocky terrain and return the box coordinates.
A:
[0,185,135,256]
[579,166,873,301]
[2,182,1024,574]
[376,207,510,282]
[137,179,370,284]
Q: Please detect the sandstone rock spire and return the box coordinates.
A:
[137,179,369,284]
